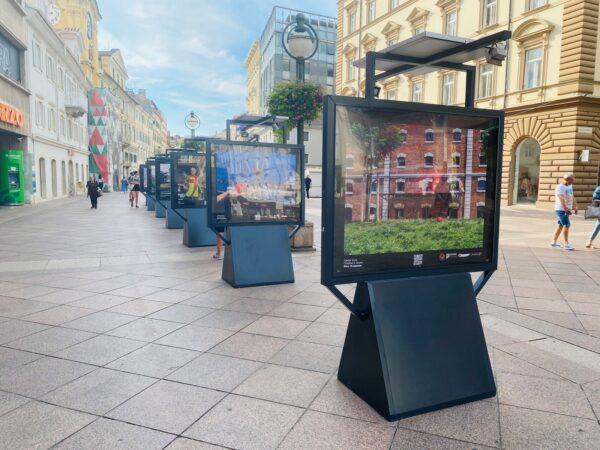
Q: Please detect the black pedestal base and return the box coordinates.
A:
[338,273,495,421]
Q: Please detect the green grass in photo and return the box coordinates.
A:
[344,219,485,255]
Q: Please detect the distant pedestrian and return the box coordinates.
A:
[305,175,312,199]
[98,174,104,191]
[585,185,600,249]
[551,173,578,250]
[121,177,128,193]
[130,171,141,208]
[86,175,100,209]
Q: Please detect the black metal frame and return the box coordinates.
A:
[146,158,156,199]
[154,155,171,209]
[225,115,288,143]
[363,30,511,107]
[206,140,305,244]
[321,96,503,305]
[139,164,147,193]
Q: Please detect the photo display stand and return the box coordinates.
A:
[170,149,213,246]
[145,159,156,212]
[322,84,505,420]
[207,140,304,288]
[154,156,168,219]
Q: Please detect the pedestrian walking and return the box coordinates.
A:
[98,174,104,191]
[551,173,578,250]
[305,175,312,199]
[86,175,100,209]
[130,171,141,208]
[121,177,128,193]
[585,185,600,249]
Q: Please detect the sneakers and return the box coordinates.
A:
[550,242,561,248]
[212,253,222,260]
[564,243,575,251]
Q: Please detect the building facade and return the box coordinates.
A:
[26,0,90,202]
[0,0,31,203]
[245,40,261,115]
[336,0,600,208]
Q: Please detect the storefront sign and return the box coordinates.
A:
[0,102,24,128]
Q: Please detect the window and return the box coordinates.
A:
[528,0,546,10]
[75,163,79,182]
[303,131,309,142]
[479,152,487,167]
[399,129,407,144]
[346,155,355,168]
[477,177,487,192]
[370,179,378,193]
[449,178,461,192]
[414,25,425,35]
[345,204,353,221]
[57,67,64,90]
[346,57,356,80]
[452,129,462,142]
[304,154,309,164]
[32,41,41,69]
[445,11,457,36]
[422,206,432,219]
[39,158,46,199]
[397,154,406,168]
[388,37,398,46]
[369,204,377,219]
[524,47,542,89]
[442,73,455,105]
[396,179,405,193]
[451,152,461,167]
[448,206,459,219]
[412,81,423,102]
[395,207,404,218]
[36,101,46,128]
[483,0,497,28]
[386,89,397,100]
[51,160,57,197]
[391,0,400,9]
[367,1,376,23]
[46,55,55,83]
[477,203,485,219]
[348,12,356,33]
[346,181,354,194]
[425,129,434,143]
[424,152,434,167]
[478,63,493,98]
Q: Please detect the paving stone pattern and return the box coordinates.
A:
[0,196,599,449]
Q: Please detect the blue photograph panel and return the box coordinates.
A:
[210,142,303,226]
[171,152,207,209]
[157,160,171,202]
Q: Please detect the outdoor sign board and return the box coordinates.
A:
[170,150,207,209]
[156,156,171,204]
[321,96,502,285]
[139,164,147,193]
[207,141,304,227]
[147,159,156,197]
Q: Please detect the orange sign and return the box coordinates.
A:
[0,102,24,128]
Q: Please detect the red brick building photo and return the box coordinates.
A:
[341,123,488,222]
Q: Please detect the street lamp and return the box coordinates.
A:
[282,13,319,146]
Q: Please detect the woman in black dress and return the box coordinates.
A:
[86,175,99,209]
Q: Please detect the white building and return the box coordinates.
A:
[26,0,90,202]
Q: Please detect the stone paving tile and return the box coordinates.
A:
[107,299,172,317]
[570,302,600,316]
[0,356,95,398]
[155,324,234,351]
[148,304,214,323]
[41,277,93,289]
[491,348,563,380]
[520,310,585,331]
[476,293,518,309]
[182,293,238,309]
[41,368,155,415]
[268,302,327,321]
[167,353,262,391]
[0,347,42,374]
[184,394,303,450]
[233,364,329,407]
[270,340,341,373]
[516,297,573,313]
[392,428,498,449]
[67,293,131,310]
[4,285,59,299]
[107,317,184,342]
[278,410,395,450]
[5,326,96,354]
[296,321,347,347]
[0,391,30,417]
[0,401,95,450]
[497,372,595,419]
[209,332,289,362]
[192,309,259,331]
[0,297,56,318]
[499,404,600,450]
[22,305,96,325]
[30,288,95,305]
[77,280,130,294]
[61,311,138,333]
[54,335,146,366]
[166,438,226,449]
[288,290,337,308]
[107,380,225,434]
[106,343,199,378]
[399,400,501,448]
[54,418,175,450]
[142,289,198,303]
[0,319,49,344]
[242,315,310,339]
[222,297,280,315]
[578,314,600,332]
[316,307,350,326]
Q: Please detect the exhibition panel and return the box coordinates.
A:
[170,151,207,209]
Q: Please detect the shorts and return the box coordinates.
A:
[132,184,141,192]
[556,210,571,227]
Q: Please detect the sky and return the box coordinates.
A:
[97,0,337,138]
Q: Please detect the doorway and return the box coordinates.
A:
[513,138,541,204]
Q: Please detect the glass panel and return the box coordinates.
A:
[524,47,542,89]
[515,138,541,204]
[172,153,207,208]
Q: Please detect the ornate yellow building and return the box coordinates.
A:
[245,40,261,115]
[336,0,600,208]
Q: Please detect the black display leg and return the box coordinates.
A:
[222,224,294,288]
[155,202,166,218]
[338,273,495,421]
[147,197,155,211]
[166,208,184,229]
[182,208,214,247]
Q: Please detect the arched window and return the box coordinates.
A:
[75,163,79,182]
[452,128,462,142]
[346,180,354,194]
[449,177,461,193]
[396,207,404,218]
[397,154,406,168]
[477,202,486,219]
[425,128,434,143]
[479,151,487,167]
[39,158,46,199]
[477,177,487,192]
[61,161,66,195]
[370,179,378,193]
[51,160,57,197]
[451,152,461,167]
[396,179,405,193]
[399,129,407,144]
[345,204,353,221]
[424,152,434,167]
[369,203,377,220]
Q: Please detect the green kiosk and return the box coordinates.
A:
[0,150,24,206]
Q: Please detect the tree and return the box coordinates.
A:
[267,81,324,141]
[351,123,406,221]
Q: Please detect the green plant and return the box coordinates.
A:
[267,81,324,132]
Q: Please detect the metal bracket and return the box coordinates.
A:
[327,285,370,321]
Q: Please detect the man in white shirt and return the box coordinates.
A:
[551,173,578,250]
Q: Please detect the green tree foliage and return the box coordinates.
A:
[267,81,324,132]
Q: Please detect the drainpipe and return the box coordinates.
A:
[502,0,513,110]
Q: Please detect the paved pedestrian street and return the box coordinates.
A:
[0,194,599,450]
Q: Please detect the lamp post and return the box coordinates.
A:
[282,13,319,146]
